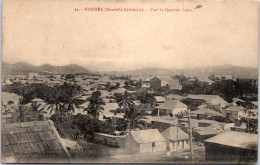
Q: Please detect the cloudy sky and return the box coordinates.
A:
[2,0,258,71]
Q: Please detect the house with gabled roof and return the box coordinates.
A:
[187,95,228,112]
[161,126,190,151]
[222,105,245,122]
[155,100,187,116]
[191,108,223,120]
[125,129,167,154]
[1,120,71,163]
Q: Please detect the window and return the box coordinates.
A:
[152,142,155,148]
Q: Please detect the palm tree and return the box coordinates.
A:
[9,104,32,123]
[60,82,84,114]
[118,91,134,114]
[63,93,82,115]
[30,102,45,121]
[44,87,65,118]
[124,105,147,131]
[84,90,105,119]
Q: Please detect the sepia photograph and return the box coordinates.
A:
[1,0,259,163]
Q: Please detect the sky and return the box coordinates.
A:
[2,0,259,72]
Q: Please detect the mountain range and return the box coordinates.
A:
[2,62,258,78]
[108,64,258,78]
[2,62,90,75]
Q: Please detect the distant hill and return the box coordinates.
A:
[106,64,258,78]
[2,62,90,75]
[2,62,257,78]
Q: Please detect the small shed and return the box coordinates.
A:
[125,129,167,154]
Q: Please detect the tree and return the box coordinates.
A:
[118,91,134,114]
[137,91,155,106]
[124,105,147,131]
[9,104,32,123]
[45,86,65,118]
[30,102,45,121]
[124,81,130,88]
[60,83,83,114]
[84,90,105,119]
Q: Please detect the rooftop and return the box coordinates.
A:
[129,129,167,143]
[224,106,244,112]
[154,96,166,103]
[205,131,258,151]
[187,95,228,107]
[191,109,222,117]
[251,101,258,106]
[2,120,70,163]
[143,116,178,125]
[161,126,189,141]
[155,100,187,110]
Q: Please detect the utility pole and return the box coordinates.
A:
[188,109,194,162]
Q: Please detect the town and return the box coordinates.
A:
[1,64,258,163]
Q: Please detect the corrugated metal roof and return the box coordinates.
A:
[205,131,258,151]
[2,120,71,163]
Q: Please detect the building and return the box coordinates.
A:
[187,95,228,112]
[155,100,188,116]
[193,129,223,142]
[247,101,258,109]
[149,116,178,132]
[157,76,182,90]
[204,131,258,163]
[222,106,245,123]
[125,129,167,154]
[178,118,223,142]
[97,82,107,90]
[150,77,161,91]
[94,133,127,148]
[2,120,71,163]
[161,126,190,151]
[28,72,39,80]
[191,109,223,120]
[100,103,120,120]
[166,94,185,101]
[154,96,166,105]
[2,92,20,106]
[231,98,245,106]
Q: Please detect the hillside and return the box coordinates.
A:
[2,62,90,75]
[106,65,258,78]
